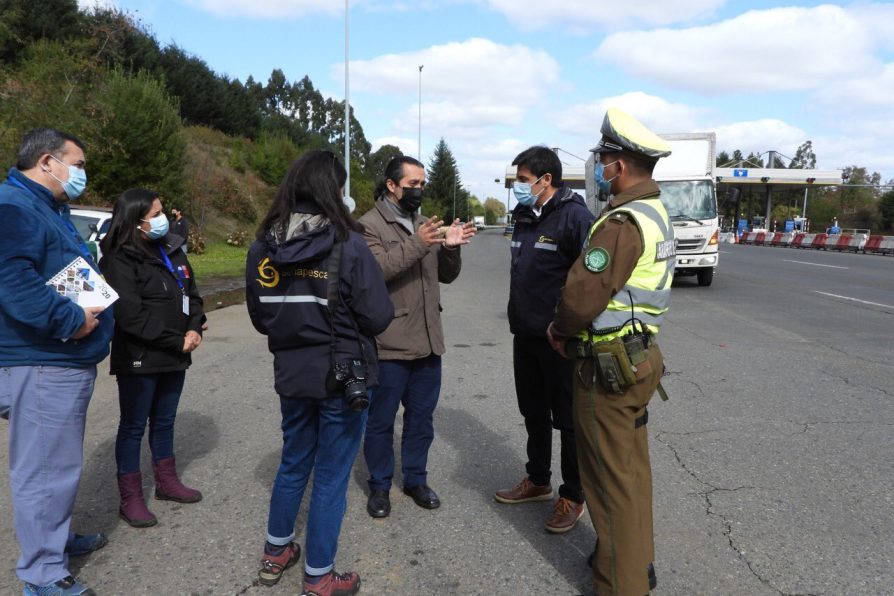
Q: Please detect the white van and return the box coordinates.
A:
[70,206,113,262]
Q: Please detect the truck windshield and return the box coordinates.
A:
[657,180,717,221]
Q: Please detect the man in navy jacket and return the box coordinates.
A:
[0,128,113,596]
[495,146,595,534]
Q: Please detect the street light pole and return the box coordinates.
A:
[344,0,351,202]
[418,65,423,161]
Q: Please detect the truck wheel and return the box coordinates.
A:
[697,268,714,287]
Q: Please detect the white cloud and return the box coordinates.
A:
[336,38,559,132]
[595,5,880,94]
[713,119,807,158]
[183,0,343,19]
[482,0,723,30]
[371,136,418,156]
[814,62,894,110]
[554,92,706,139]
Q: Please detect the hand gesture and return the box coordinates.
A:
[417,215,446,247]
[72,306,105,340]
[182,330,202,353]
[444,219,476,248]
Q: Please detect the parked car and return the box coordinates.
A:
[503,223,515,237]
[70,206,113,262]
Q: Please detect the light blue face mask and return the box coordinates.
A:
[512,175,545,207]
[140,214,170,240]
[594,159,619,194]
[49,155,87,200]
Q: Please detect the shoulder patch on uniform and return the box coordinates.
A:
[583,247,611,273]
[608,212,630,224]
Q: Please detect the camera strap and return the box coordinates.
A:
[325,241,370,371]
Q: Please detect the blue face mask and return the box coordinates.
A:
[49,155,87,200]
[512,175,545,207]
[594,160,619,194]
[140,214,169,240]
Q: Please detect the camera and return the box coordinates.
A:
[328,359,369,411]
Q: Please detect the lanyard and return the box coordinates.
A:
[7,176,96,265]
[157,245,185,294]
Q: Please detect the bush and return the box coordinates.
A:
[211,177,257,222]
[90,69,186,205]
[226,230,249,247]
[188,227,206,255]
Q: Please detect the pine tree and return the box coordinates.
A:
[426,138,463,220]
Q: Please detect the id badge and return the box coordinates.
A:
[182,294,190,316]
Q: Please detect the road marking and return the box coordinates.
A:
[784,260,848,269]
[815,291,894,310]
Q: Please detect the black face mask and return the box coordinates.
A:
[398,187,424,212]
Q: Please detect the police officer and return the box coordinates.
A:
[547,108,674,595]
[495,146,594,534]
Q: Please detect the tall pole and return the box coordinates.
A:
[418,65,423,161]
[344,0,351,202]
[452,179,456,220]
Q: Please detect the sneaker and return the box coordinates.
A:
[494,476,553,504]
[23,575,95,595]
[258,542,301,586]
[302,570,360,596]
[545,497,585,533]
[65,533,107,557]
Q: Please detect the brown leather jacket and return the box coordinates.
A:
[358,199,462,360]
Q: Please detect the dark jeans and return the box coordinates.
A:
[115,371,186,475]
[513,335,583,503]
[364,354,441,491]
[266,395,367,576]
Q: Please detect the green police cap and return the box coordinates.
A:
[590,107,672,159]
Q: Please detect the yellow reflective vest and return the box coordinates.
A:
[577,197,675,342]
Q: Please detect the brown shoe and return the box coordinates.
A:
[545,497,585,533]
[302,570,360,596]
[494,476,553,504]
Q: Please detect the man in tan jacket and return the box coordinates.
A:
[359,155,475,518]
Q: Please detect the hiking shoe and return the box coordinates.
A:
[494,476,553,504]
[545,497,585,533]
[65,533,107,557]
[302,570,360,596]
[258,542,301,586]
[23,575,95,595]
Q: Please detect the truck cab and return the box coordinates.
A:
[658,176,718,286]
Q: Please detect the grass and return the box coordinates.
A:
[189,242,248,280]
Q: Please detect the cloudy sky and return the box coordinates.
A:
[80,0,894,205]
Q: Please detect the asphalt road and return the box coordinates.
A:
[0,231,891,595]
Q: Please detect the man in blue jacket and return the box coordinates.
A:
[0,128,113,596]
[495,146,595,533]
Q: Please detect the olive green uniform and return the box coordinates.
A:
[552,179,666,596]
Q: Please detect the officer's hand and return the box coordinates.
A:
[444,219,476,248]
[417,216,446,247]
[72,306,105,340]
[546,323,568,359]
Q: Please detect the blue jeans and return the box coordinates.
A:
[266,395,367,576]
[364,355,442,491]
[115,371,186,474]
[0,365,96,586]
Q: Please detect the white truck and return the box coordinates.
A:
[586,132,719,286]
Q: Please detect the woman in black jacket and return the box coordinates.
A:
[246,150,392,596]
[99,188,205,528]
